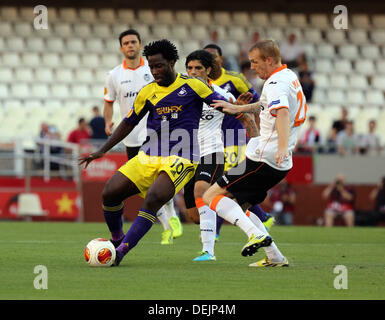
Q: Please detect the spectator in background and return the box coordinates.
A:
[319,127,338,154]
[267,179,296,226]
[337,120,359,155]
[332,107,349,134]
[36,122,63,170]
[279,33,305,69]
[369,176,385,225]
[239,30,261,65]
[205,29,238,71]
[357,119,382,156]
[297,58,315,102]
[67,118,91,145]
[323,173,355,227]
[297,115,321,153]
[89,106,108,141]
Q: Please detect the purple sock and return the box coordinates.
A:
[216,215,224,235]
[116,208,156,257]
[103,201,124,240]
[248,204,267,222]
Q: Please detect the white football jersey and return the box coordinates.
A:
[104,58,154,147]
[245,65,307,170]
[198,83,235,157]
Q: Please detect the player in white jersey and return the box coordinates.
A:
[103,29,183,246]
[183,50,255,261]
[203,40,308,267]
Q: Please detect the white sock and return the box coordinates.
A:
[156,207,171,230]
[246,210,268,236]
[163,198,177,220]
[198,205,216,256]
[264,242,285,262]
[211,196,263,239]
[246,209,285,262]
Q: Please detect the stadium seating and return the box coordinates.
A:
[0,8,383,149]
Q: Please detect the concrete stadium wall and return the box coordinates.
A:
[314,155,385,184]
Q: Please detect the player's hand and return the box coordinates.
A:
[234,92,253,105]
[78,151,105,169]
[211,100,240,116]
[105,122,114,136]
[274,149,289,168]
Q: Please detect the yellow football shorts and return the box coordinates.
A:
[118,151,197,198]
[224,144,246,173]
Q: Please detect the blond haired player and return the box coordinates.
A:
[103,30,182,245]
[204,40,308,267]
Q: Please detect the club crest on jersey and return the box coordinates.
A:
[177,87,187,97]
[144,74,151,81]
[224,83,232,92]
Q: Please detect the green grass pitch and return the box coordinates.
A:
[1,221,384,300]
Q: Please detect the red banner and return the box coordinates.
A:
[0,191,80,221]
[286,154,313,184]
[81,153,127,181]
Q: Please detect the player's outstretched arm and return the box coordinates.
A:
[238,113,259,138]
[212,100,262,115]
[79,120,134,168]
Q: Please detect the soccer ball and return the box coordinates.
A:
[84,238,116,267]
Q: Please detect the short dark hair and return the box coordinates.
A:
[143,39,179,62]
[119,29,141,46]
[78,118,85,125]
[203,43,222,56]
[185,50,214,69]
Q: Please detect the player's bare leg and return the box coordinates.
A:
[114,172,175,265]
[102,171,140,247]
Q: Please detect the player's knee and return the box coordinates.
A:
[194,181,209,200]
[145,190,172,211]
[102,182,120,204]
[202,185,218,207]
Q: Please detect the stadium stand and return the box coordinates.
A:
[0,6,384,150]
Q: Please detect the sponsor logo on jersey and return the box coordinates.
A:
[121,80,132,84]
[269,81,277,84]
[124,91,139,98]
[156,105,183,115]
[144,74,151,81]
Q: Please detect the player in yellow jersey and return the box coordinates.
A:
[104,29,182,245]
[79,40,261,266]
